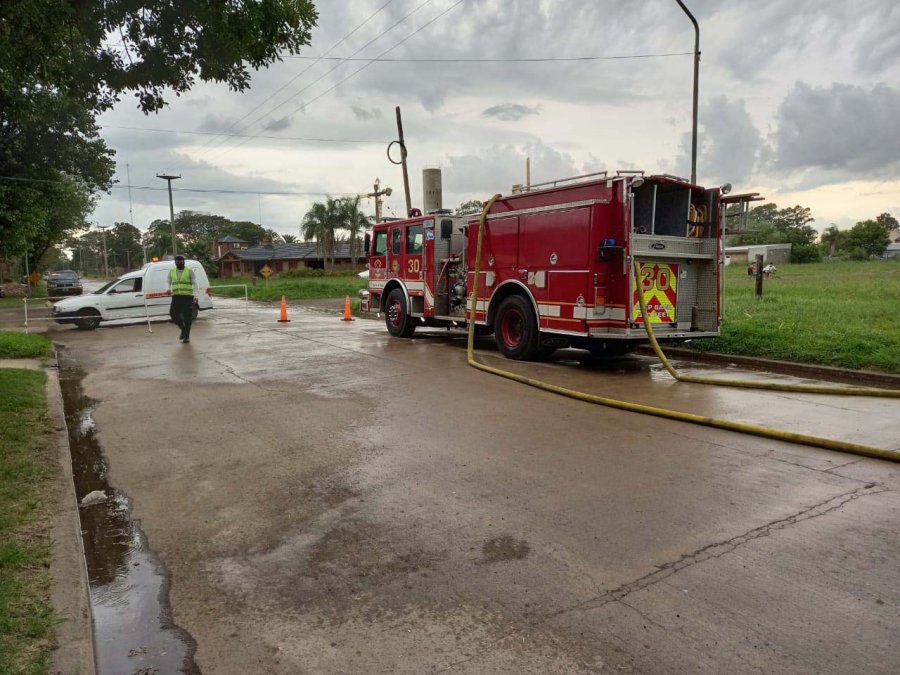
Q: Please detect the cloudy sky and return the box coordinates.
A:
[95,0,900,237]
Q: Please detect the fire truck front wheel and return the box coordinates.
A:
[494,295,540,360]
[385,288,416,338]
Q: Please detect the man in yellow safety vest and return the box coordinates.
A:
[167,255,198,343]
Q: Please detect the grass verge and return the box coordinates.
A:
[0,332,53,360]
[689,260,900,373]
[0,368,56,675]
[210,274,366,302]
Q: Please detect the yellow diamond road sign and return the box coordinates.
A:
[259,264,272,279]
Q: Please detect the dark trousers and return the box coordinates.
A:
[169,295,195,339]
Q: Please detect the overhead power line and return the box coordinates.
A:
[282,51,694,63]
[123,185,359,196]
[179,0,425,170]
[209,0,466,166]
[102,124,386,144]
[0,175,356,197]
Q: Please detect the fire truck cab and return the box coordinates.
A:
[366,171,727,360]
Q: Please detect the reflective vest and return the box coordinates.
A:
[169,267,193,296]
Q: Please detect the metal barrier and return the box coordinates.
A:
[17,284,249,333]
[22,297,55,333]
[208,284,249,312]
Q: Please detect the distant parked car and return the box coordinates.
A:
[46,270,83,297]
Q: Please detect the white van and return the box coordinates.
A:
[52,260,213,330]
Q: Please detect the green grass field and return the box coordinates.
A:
[210,273,367,302]
[0,332,53,360]
[0,369,56,675]
[689,260,900,373]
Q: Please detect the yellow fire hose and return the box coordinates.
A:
[634,262,900,398]
[466,195,899,463]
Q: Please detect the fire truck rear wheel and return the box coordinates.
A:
[385,288,416,338]
[494,295,540,360]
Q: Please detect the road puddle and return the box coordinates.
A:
[59,355,199,674]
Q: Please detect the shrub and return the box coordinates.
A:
[790,243,822,263]
[280,268,325,278]
[280,268,360,279]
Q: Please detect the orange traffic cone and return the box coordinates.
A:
[277,295,290,322]
[341,295,354,322]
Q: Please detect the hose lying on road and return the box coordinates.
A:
[633,261,900,398]
[466,196,900,464]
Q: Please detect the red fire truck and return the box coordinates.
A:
[365,171,742,360]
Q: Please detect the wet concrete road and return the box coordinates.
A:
[48,302,899,674]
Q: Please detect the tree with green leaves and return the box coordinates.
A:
[819,225,847,258]
[340,198,371,270]
[2,0,318,269]
[301,198,343,269]
[846,220,891,259]
[455,199,485,216]
[728,203,820,262]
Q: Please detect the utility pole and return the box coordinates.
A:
[675,0,700,184]
[367,178,392,223]
[127,163,135,227]
[394,107,412,217]
[156,173,181,256]
[97,225,109,278]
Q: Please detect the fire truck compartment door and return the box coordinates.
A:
[632,261,679,325]
[520,209,590,268]
[477,217,518,270]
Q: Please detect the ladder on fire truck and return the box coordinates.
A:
[720,192,764,234]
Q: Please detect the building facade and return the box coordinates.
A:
[215,241,365,278]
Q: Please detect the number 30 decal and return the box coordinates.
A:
[407,258,421,274]
[640,265,671,292]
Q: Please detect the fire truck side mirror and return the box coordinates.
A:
[440,219,453,240]
[364,233,371,254]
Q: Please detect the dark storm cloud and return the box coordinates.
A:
[481,103,541,121]
[441,141,580,194]
[316,0,691,112]
[672,95,762,185]
[713,0,897,79]
[262,116,292,132]
[773,82,900,172]
[350,104,382,120]
[853,2,900,73]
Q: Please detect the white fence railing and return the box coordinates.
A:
[15,284,249,333]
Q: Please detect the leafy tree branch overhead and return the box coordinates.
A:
[1,0,319,115]
[0,0,319,265]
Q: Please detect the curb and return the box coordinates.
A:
[635,346,900,389]
[46,359,97,675]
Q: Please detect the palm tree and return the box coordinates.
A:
[339,197,370,270]
[820,224,844,257]
[301,198,341,269]
[281,234,297,244]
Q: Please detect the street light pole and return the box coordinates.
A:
[675,0,700,185]
[97,225,109,278]
[156,173,181,256]
[366,178,393,223]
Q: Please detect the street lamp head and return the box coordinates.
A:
[384,187,393,197]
